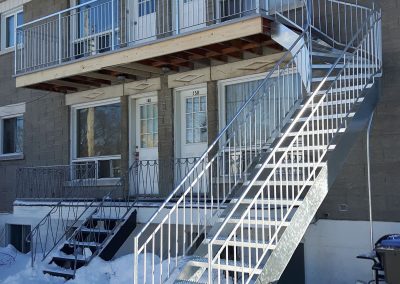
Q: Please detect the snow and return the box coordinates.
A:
[0,246,236,283]
[0,246,187,284]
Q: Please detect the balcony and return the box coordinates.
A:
[14,0,304,92]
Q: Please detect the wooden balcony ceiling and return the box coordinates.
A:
[18,17,283,93]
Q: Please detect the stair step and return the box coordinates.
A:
[43,266,75,279]
[175,281,205,284]
[312,74,373,82]
[296,112,354,122]
[219,216,291,227]
[205,236,277,250]
[90,216,123,222]
[80,227,113,234]
[188,256,262,275]
[284,128,346,137]
[66,240,101,248]
[262,162,322,168]
[244,180,314,187]
[302,97,364,107]
[52,254,87,263]
[312,63,376,69]
[231,198,302,207]
[274,145,336,152]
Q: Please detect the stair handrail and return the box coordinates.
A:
[208,4,381,282]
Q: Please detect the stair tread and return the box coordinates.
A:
[188,256,262,274]
[66,240,102,247]
[80,227,112,234]
[43,266,75,277]
[52,253,87,262]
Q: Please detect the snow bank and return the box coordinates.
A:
[0,246,187,284]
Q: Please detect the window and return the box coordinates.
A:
[72,101,121,179]
[0,103,25,158]
[139,0,156,17]
[1,116,23,154]
[185,95,207,144]
[139,103,158,148]
[1,9,23,50]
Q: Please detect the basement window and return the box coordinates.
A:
[6,224,31,253]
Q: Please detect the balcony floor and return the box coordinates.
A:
[16,16,283,93]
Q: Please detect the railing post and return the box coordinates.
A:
[256,0,260,14]
[133,237,138,284]
[111,0,115,50]
[58,13,62,64]
[175,0,180,35]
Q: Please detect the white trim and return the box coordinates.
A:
[0,102,25,117]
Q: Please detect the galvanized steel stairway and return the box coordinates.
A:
[133,1,382,283]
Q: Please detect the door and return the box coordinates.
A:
[179,0,206,32]
[132,96,159,195]
[130,0,157,43]
[179,87,208,158]
[176,86,208,188]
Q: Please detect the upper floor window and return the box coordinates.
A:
[1,8,23,51]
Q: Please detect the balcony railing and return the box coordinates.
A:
[15,0,303,75]
[16,158,201,199]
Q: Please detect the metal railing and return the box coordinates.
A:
[14,0,314,75]
[16,163,98,199]
[16,0,278,75]
[25,157,201,270]
[133,31,307,282]
[207,2,382,283]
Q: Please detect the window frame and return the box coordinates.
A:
[70,98,122,181]
[0,103,25,160]
[0,7,23,52]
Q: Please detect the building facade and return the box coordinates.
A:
[0,0,397,283]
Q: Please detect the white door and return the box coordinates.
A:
[129,0,157,43]
[179,87,208,158]
[179,0,206,32]
[132,96,159,195]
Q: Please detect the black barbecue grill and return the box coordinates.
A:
[357,234,400,284]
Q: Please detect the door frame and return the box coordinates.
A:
[173,83,208,159]
[128,91,158,166]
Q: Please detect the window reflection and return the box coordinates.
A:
[76,103,121,158]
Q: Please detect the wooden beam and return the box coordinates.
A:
[72,75,112,86]
[81,72,118,82]
[51,79,91,91]
[103,66,151,79]
[120,62,163,75]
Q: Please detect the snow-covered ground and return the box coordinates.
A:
[0,246,236,283]
[0,245,188,284]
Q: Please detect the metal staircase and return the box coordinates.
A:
[26,163,139,279]
[133,1,382,283]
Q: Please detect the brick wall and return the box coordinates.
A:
[0,0,70,212]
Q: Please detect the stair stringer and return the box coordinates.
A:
[255,165,328,284]
[271,22,311,92]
